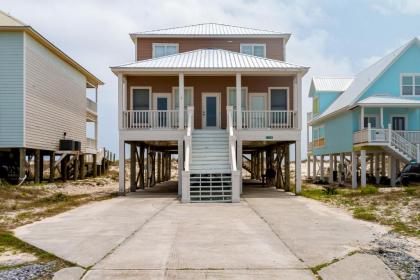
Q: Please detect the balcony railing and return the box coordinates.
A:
[122,110,180,129]
[86,98,97,113]
[394,131,420,144]
[86,137,97,149]
[239,110,295,129]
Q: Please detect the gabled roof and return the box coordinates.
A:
[312,37,420,124]
[111,48,308,74]
[0,10,103,86]
[356,95,420,107]
[308,77,354,97]
[130,23,290,40]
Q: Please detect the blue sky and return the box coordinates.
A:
[2,0,420,158]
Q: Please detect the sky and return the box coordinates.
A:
[2,0,420,158]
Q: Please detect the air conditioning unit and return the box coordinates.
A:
[59,139,74,151]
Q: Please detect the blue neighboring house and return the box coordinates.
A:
[307,38,420,188]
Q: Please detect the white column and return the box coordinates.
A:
[312,155,317,180]
[117,73,123,129]
[360,106,364,130]
[178,139,184,195]
[380,107,384,128]
[237,139,243,194]
[179,73,185,129]
[236,73,242,130]
[381,153,386,176]
[375,153,380,184]
[361,150,366,187]
[295,140,302,194]
[390,156,396,187]
[320,155,324,180]
[329,155,333,183]
[339,153,344,183]
[351,151,358,189]
[296,73,302,130]
[118,139,125,195]
[307,155,311,180]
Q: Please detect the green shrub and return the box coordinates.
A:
[353,207,377,221]
[360,185,378,195]
[323,185,338,195]
[39,192,69,204]
[403,187,416,196]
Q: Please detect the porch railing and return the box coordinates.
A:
[237,110,295,129]
[394,131,420,144]
[122,110,179,129]
[86,97,97,113]
[86,137,97,149]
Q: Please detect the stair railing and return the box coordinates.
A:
[388,123,417,161]
[184,106,194,171]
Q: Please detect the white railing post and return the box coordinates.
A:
[179,73,184,129]
[388,123,392,145]
[236,73,242,130]
[367,123,371,142]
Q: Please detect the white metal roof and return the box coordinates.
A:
[130,23,290,39]
[356,95,420,107]
[111,48,308,73]
[312,37,420,123]
[308,77,354,97]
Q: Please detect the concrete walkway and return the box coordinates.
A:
[14,182,388,279]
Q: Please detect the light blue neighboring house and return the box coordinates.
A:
[307,37,420,188]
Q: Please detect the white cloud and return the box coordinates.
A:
[371,0,420,15]
[1,0,354,158]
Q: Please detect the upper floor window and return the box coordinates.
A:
[313,126,325,148]
[227,87,247,110]
[240,44,266,57]
[401,74,420,96]
[313,96,319,115]
[270,88,288,110]
[152,43,179,58]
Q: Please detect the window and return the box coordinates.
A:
[240,44,266,57]
[132,88,150,110]
[227,87,247,110]
[152,43,178,58]
[270,88,288,110]
[313,96,319,115]
[363,115,378,128]
[401,74,420,96]
[173,87,193,110]
[313,126,325,148]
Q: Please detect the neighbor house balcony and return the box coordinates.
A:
[232,110,296,129]
[86,97,97,114]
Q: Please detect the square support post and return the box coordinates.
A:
[328,155,333,184]
[295,140,302,194]
[320,155,324,181]
[381,153,386,177]
[74,155,79,181]
[178,73,184,129]
[119,139,126,195]
[390,156,396,187]
[312,155,317,181]
[360,150,366,187]
[49,152,55,182]
[178,140,184,195]
[19,148,26,181]
[307,155,311,180]
[339,153,344,183]
[351,151,358,189]
[92,154,97,177]
[79,154,85,179]
[375,153,380,184]
[237,139,243,194]
[236,73,242,130]
[130,143,137,192]
[140,144,145,189]
[285,145,290,191]
[34,150,41,184]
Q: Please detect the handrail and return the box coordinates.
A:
[184,106,194,171]
[122,110,179,129]
[227,106,237,171]
[239,110,295,129]
[391,130,417,160]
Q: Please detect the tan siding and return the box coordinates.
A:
[24,34,87,152]
[137,38,284,61]
[126,75,294,129]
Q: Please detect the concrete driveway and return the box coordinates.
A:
[14,183,387,279]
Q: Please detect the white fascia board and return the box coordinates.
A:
[110,68,309,76]
[129,33,291,42]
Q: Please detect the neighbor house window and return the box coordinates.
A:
[173,87,193,110]
[313,126,325,148]
[270,88,288,110]
[313,96,320,115]
[227,87,247,110]
[401,74,420,96]
[363,115,378,128]
[152,43,179,58]
[240,44,266,57]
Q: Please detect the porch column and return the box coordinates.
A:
[178,140,184,195]
[351,151,358,189]
[380,107,384,128]
[381,153,386,177]
[328,155,333,183]
[360,149,366,187]
[130,143,136,192]
[118,74,123,129]
[390,156,397,187]
[312,155,317,180]
[236,73,242,130]
[339,153,344,183]
[179,73,185,129]
[34,150,41,184]
[360,106,365,130]
[295,140,302,194]
[320,155,324,181]
[375,153,380,184]
[119,139,126,195]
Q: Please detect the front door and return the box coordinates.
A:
[202,93,220,128]
[153,93,171,128]
[249,93,267,128]
[392,116,406,131]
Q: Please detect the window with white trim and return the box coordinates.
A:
[313,126,325,148]
[240,44,266,57]
[227,87,247,110]
[363,115,378,128]
[173,87,193,110]
[153,43,178,58]
[401,74,420,96]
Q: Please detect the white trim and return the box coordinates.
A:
[390,114,408,130]
[152,43,179,58]
[130,86,152,110]
[22,32,27,147]
[153,93,172,110]
[226,86,248,109]
[268,87,290,111]
[131,34,291,40]
[400,73,420,96]
[202,92,221,128]
[240,43,266,57]
[172,86,194,110]
[248,92,267,110]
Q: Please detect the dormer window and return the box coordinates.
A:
[401,74,420,96]
[240,44,266,57]
[152,43,179,58]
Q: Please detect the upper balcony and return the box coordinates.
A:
[86,97,97,114]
